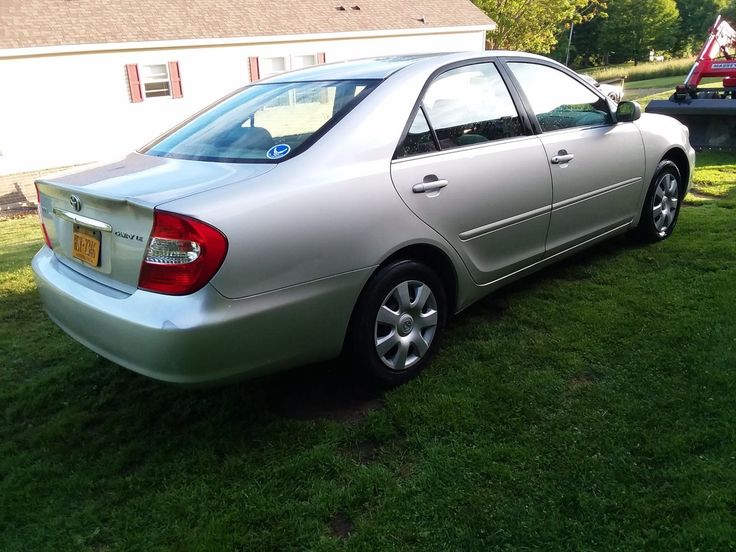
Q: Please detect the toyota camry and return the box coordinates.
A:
[32,52,695,386]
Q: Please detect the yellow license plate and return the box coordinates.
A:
[72,228,101,266]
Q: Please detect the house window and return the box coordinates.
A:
[291,54,318,70]
[258,55,323,105]
[141,64,171,98]
[260,57,288,79]
[260,55,319,79]
[125,62,182,103]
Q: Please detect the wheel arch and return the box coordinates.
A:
[376,243,459,314]
[340,242,460,354]
[661,147,690,196]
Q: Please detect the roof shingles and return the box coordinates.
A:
[0,0,495,49]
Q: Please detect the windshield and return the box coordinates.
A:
[144,79,379,163]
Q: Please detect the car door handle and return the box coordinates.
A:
[413,179,449,193]
[551,151,575,164]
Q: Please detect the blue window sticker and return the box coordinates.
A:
[266,143,291,159]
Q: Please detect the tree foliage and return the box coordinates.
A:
[597,0,680,64]
[675,0,730,54]
[724,0,736,21]
[558,12,607,66]
[473,0,605,53]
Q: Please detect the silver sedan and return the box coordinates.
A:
[32,52,695,386]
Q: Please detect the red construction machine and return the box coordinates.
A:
[646,15,736,150]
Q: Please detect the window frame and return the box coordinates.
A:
[500,57,615,135]
[392,59,536,161]
[140,63,172,99]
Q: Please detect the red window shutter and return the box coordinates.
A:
[317,52,326,64]
[168,61,183,98]
[249,57,260,81]
[125,64,143,103]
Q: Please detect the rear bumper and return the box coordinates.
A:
[32,247,372,384]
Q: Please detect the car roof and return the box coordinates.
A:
[260,51,546,83]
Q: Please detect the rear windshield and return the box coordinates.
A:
[144,79,379,163]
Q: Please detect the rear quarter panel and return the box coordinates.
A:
[158,67,477,306]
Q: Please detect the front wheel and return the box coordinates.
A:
[347,260,447,388]
[636,160,683,243]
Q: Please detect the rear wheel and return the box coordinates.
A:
[347,260,446,388]
[636,160,683,243]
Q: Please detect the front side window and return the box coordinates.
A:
[141,64,171,98]
[145,79,378,163]
[508,62,611,132]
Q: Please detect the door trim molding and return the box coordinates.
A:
[459,205,550,241]
[552,177,641,211]
[479,221,632,288]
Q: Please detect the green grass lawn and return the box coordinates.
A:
[2,154,736,550]
[625,76,723,106]
[625,75,688,90]
[581,58,695,83]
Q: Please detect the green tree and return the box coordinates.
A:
[724,1,736,21]
[559,12,608,66]
[675,0,729,54]
[599,0,680,64]
[473,0,605,54]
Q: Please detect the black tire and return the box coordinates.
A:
[636,160,683,243]
[347,260,447,388]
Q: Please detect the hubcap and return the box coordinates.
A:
[653,173,679,235]
[374,280,438,372]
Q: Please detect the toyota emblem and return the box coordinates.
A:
[69,195,82,212]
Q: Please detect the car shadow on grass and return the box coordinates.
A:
[8,230,644,446]
[453,232,639,321]
[113,233,642,423]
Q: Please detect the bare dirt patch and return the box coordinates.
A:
[328,511,355,539]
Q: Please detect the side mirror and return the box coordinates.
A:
[616,101,641,122]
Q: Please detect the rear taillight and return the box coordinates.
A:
[35,183,53,249]
[138,210,228,295]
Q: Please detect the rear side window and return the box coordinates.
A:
[508,62,611,132]
[145,79,378,163]
[396,62,523,158]
[396,108,438,158]
[423,63,523,149]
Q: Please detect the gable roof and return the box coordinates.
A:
[0,0,495,50]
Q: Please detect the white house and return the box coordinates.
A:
[0,0,495,210]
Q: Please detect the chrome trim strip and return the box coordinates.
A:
[459,205,550,241]
[552,177,641,211]
[53,208,112,232]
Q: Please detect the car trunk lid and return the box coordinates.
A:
[36,153,274,294]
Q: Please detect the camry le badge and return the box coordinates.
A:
[70,195,82,212]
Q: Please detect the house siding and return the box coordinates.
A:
[0,30,485,175]
[0,29,485,210]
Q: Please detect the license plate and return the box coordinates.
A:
[72,225,101,266]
